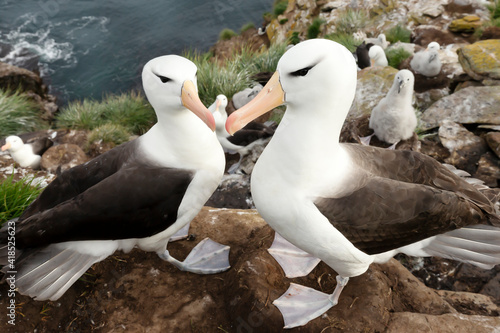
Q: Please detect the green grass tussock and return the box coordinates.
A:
[240,22,255,33]
[86,123,131,148]
[0,89,47,138]
[56,91,155,135]
[184,43,286,106]
[325,32,361,53]
[307,18,325,39]
[334,8,369,35]
[219,28,237,41]
[0,173,44,226]
[385,47,412,69]
[385,24,411,43]
[273,0,288,17]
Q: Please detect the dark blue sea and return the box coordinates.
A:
[0,0,273,104]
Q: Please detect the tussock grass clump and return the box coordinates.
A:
[0,173,44,226]
[488,0,500,20]
[334,8,369,35]
[273,0,288,16]
[238,43,288,73]
[56,99,104,131]
[185,51,254,106]
[325,32,361,52]
[240,22,255,33]
[100,92,156,135]
[185,44,286,106]
[385,24,412,43]
[385,47,412,69]
[307,18,325,39]
[219,28,237,41]
[0,89,47,138]
[86,123,131,148]
[56,92,155,135]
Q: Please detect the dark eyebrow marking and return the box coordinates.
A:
[154,73,171,83]
[290,65,314,77]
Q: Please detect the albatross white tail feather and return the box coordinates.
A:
[7,245,106,301]
[398,225,500,269]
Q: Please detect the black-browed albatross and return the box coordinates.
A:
[226,39,500,328]
[0,55,229,301]
[209,94,274,174]
[1,135,46,169]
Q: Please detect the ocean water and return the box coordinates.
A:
[0,0,273,104]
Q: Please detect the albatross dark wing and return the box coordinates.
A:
[315,144,499,255]
[13,140,194,248]
[315,177,487,254]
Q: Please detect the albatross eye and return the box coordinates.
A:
[156,75,171,83]
[291,66,313,77]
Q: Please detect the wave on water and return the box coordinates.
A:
[0,13,109,77]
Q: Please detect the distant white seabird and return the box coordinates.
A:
[1,135,44,169]
[210,94,274,173]
[361,69,417,149]
[410,41,442,77]
[368,44,388,67]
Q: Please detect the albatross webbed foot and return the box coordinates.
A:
[159,237,230,274]
[387,140,399,150]
[274,276,350,329]
[169,222,191,241]
[359,133,374,146]
[227,154,244,174]
[268,232,321,278]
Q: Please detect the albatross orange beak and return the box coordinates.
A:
[1,142,11,151]
[226,71,284,135]
[181,80,216,131]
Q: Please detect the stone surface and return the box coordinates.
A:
[420,86,500,130]
[438,120,487,174]
[458,39,500,81]
[347,66,398,121]
[40,143,88,173]
[474,152,500,187]
[485,132,500,159]
[448,15,482,33]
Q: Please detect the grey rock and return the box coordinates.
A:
[420,86,500,130]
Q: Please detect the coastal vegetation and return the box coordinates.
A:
[55,91,155,135]
[0,89,48,138]
[219,28,238,41]
[0,173,43,226]
[385,24,412,43]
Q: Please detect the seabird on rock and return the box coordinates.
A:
[355,41,373,70]
[0,55,230,301]
[368,44,388,67]
[1,135,50,169]
[210,94,274,174]
[360,69,417,149]
[410,41,442,77]
[226,39,500,328]
[365,33,389,49]
[232,84,263,109]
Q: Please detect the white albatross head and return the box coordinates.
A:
[393,69,415,94]
[142,55,215,131]
[226,39,357,134]
[1,135,24,152]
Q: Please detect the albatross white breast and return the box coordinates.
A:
[0,55,229,301]
[226,39,500,328]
